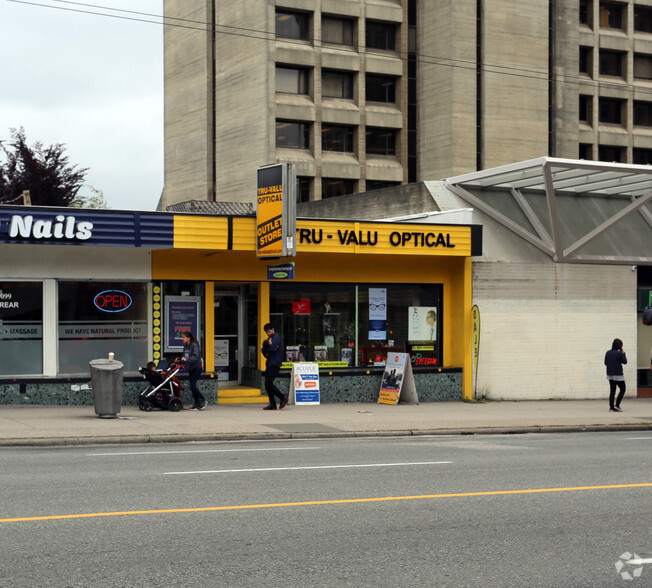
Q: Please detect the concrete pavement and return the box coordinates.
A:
[1,398,652,446]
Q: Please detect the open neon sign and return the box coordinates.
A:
[93,290,132,313]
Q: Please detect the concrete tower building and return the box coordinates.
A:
[160,1,652,208]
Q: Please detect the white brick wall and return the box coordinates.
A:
[473,262,637,400]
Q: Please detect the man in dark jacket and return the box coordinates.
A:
[261,323,288,410]
[604,338,627,412]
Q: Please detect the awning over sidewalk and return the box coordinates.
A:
[445,157,652,265]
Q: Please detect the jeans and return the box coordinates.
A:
[264,365,284,406]
[609,379,625,409]
[188,367,205,406]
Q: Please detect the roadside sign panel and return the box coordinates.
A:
[290,362,320,405]
[378,352,418,405]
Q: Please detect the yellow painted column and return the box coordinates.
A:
[258,281,270,370]
[462,257,473,400]
[204,282,215,372]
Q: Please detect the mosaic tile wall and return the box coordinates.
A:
[254,371,462,403]
[0,372,461,405]
[0,378,218,407]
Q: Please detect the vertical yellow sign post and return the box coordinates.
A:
[471,304,480,400]
[256,163,296,259]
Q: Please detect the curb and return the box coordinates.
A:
[2,422,652,448]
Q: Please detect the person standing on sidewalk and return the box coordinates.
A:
[605,338,627,412]
[261,323,288,410]
[180,331,206,411]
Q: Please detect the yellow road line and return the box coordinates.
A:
[2,482,651,523]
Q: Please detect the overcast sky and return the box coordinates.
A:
[0,0,164,211]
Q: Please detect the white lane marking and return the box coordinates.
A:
[88,446,321,456]
[164,461,453,475]
[626,558,652,565]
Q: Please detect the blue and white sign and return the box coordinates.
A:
[0,207,174,248]
[368,287,387,340]
[267,262,295,280]
[291,362,320,405]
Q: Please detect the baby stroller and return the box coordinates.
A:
[138,360,183,412]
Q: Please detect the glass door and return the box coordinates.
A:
[214,288,243,385]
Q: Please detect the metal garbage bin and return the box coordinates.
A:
[89,359,124,418]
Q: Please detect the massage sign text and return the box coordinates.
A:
[298,228,457,249]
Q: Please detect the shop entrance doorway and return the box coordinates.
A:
[214,288,243,385]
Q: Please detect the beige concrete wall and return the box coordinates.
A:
[473,262,637,400]
[161,1,214,210]
[213,0,272,203]
[551,0,580,158]
[418,0,477,179]
[481,1,550,168]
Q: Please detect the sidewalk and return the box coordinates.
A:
[1,398,652,447]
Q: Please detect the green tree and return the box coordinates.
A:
[0,128,88,207]
[70,186,110,209]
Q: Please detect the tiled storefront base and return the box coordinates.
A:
[256,370,463,403]
[0,370,461,405]
[0,377,218,407]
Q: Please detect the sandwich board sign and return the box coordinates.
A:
[377,352,418,405]
[290,362,320,405]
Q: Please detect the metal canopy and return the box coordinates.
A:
[444,157,652,264]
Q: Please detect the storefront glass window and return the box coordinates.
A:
[358,284,442,367]
[270,284,356,364]
[270,283,442,367]
[58,281,148,374]
[0,281,43,375]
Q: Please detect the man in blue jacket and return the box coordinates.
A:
[261,323,288,410]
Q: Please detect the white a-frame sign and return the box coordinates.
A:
[377,353,419,405]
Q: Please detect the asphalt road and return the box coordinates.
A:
[1,432,651,587]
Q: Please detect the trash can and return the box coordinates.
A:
[89,358,124,418]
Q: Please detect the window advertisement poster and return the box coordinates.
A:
[165,296,201,352]
[214,338,229,381]
[408,306,437,341]
[291,362,320,405]
[340,347,353,366]
[286,345,301,363]
[314,345,328,362]
[368,287,387,340]
[378,352,419,405]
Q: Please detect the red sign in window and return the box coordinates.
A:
[292,298,311,314]
[412,357,438,366]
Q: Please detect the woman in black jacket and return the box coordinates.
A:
[180,331,206,410]
[604,338,627,412]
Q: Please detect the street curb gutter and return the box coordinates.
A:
[2,423,652,447]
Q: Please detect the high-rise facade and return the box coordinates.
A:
[160,1,652,208]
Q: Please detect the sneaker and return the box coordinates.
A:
[278,395,289,410]
[613,406,622,412]
[189,404,200,411]
[263,404,277,411]
[198,400,207,411]
[609,408,618,412]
